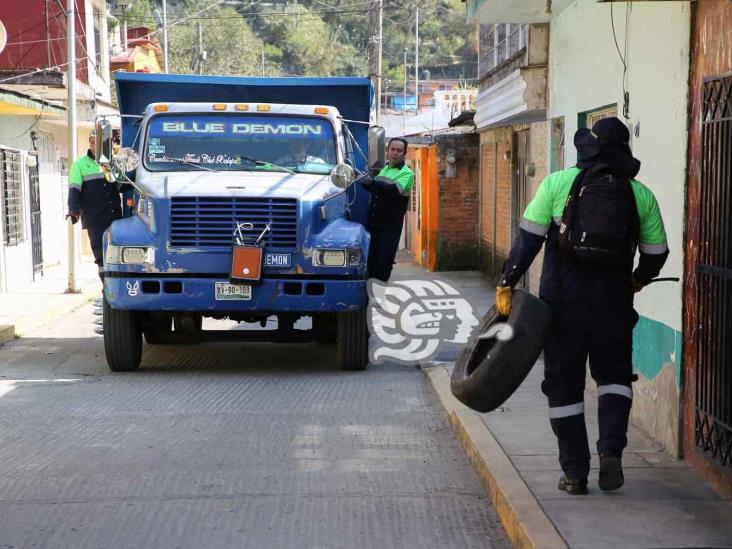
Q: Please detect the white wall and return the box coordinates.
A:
[0,117,72,290]
[548,0,691,332]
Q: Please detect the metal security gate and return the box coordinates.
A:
[696,73,732,471]
[27,154,43,278]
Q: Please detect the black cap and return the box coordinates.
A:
[591,117,630,147]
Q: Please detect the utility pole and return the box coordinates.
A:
[162,0,169,73]
[415,6,419,116]
[403,48,407,136]
[367,0,383,124]
[66,0,78,294]
[197,22,203,75]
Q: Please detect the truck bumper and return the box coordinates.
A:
[104,275,367,312]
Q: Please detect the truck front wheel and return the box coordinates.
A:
[336,309,369,371]
[103,298,142,372]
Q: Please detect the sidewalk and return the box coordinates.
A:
[389,265,732,549]
[0,260,101,344]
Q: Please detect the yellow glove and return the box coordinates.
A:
[495,286,513,316]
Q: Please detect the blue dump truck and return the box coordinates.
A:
[98,73,383,372]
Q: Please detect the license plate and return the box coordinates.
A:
[215,282,252,301]
[264,253,291,267]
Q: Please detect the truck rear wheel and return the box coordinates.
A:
[103,298,142,372]
[336,309,369,371]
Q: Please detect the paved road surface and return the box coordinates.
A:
[0,302,509,549]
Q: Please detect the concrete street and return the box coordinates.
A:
[0,300,509,548]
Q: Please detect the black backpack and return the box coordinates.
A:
[559,165,640,268]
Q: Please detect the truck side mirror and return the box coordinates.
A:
[330,163,354,189]
[368,126,385,171]
[95,118,114,166]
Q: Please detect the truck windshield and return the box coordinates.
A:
[144,114,337,174]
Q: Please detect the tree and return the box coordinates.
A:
[166,2,272,76]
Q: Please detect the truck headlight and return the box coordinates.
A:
[346,249,361,266]
[106,245,155,265]
[312,248,361,267]
[313,249,346,267]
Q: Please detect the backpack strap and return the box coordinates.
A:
[558,168,589,252]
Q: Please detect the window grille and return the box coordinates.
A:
[1,149,25,246]
[480,23,528,74]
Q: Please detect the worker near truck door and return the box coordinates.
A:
[66,130,127,281]
[494,117,668,495]
[362,137,415,282]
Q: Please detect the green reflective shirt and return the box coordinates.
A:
[522,166,667,253]
[378,163,415,196]
[68,153,103,189]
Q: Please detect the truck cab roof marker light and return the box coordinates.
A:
[153,104,169,112]
[212,103,227,111]
[314,107,330,115]
[235,104,249,111]
[257,104,271,112]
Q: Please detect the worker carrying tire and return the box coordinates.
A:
[361,137,415,282]
[495,117,669,495]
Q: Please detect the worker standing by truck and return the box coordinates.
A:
[362,137,414,282]
[66,130,127,281]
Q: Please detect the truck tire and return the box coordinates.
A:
[103,298,142,372]
[313,313,337,343]
[337,309,369,371]
[450,289,551,413]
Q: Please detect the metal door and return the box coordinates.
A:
[512,130,530,287]
[512,130,530,243]
[694,73,732,472]
[27,154,43,278]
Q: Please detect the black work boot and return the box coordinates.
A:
[558,475,588,495]
[599,452,624,491]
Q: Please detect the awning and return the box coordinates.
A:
[466,0,574,23]
[0,86,65,117]
[474,68,547,130]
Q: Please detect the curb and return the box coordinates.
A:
[0,325,15,346]
[424,364,567,549]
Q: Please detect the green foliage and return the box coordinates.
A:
[108,0,475,79]
[167,2,265,76]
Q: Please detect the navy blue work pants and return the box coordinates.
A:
[542,303,638,480]
[367,225,402,282]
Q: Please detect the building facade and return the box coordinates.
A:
[0,0,115,292]
[467,0,695,467]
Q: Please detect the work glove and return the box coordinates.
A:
[495,286,513,316]
[66,212,79,225]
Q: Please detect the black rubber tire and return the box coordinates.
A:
[450,289,551,413]
[103,298,142,372]
[337,309,369,371]
[313,313,337,343]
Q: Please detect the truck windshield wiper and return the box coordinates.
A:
[167,157,219,172]
[238,155,295,175]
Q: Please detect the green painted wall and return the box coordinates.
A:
[633,315,683,387]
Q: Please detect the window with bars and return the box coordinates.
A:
[480,24,528,74]
[1,149,25,246]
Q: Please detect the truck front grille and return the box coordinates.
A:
[170,197,298,248]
